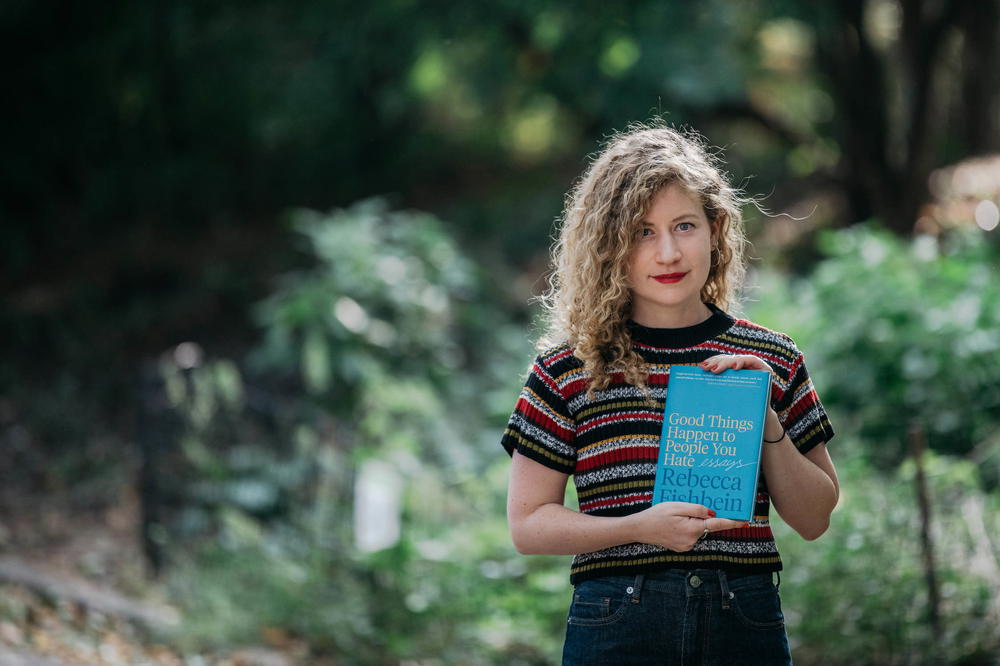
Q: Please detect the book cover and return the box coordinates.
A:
[652,365,772,522]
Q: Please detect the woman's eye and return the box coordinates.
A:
[637,228,654,238]
[676,222,694,232]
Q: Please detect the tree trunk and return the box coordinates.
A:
[813,0,892,225]
[809,0,991,234]
[909,424,942,635]
[957,0,1000,154]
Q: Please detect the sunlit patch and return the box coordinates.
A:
[860,238,886,266]
[758,18,813,72]
[173,341,204,369]
[911,234,937,261]
[377,255,407,284]
[600,36,640,77]
[354,460,402,553]
[415,539,452,561]
[503,94,566,162]
[974,200,999,231]
[365,319,396,347]
[409,48,447,97]
[334,296,369,333]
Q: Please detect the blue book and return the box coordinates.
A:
[652,365,771,522]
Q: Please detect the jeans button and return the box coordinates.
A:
[626,586,634,594]
[689,575,702,588]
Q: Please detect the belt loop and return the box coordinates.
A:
[719,570,734,611]
[628,574,644,603]
[774,570,781,590]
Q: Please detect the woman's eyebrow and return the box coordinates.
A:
[640,211,702,224]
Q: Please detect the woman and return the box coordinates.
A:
[501,123,839,665]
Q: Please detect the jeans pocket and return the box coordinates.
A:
[567,584,630,627]
[731,583,785,631]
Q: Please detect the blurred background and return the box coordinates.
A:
[2,1,999,664]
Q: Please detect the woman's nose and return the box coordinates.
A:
[655,235,681,262]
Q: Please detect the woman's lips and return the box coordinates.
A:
[652,272,687,284]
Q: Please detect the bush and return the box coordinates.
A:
[158,200,570,663]
[775,452,1000,665]
[749,223,1000,664]
[750,224,1000,479]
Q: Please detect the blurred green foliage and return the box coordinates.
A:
[776,453,1000,666]
[748,224,1000,663]
[751,225,1000,481]
[157,201,573,663]
[253,199,479,411]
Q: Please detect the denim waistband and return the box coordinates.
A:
[593,569,780,607]
[640,568,767,582]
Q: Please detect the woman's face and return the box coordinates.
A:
[626,184,715,328]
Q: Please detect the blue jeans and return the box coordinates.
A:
[562,569,791,666]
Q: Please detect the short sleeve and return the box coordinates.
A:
[771,351,835,455]
[500,354,577,474]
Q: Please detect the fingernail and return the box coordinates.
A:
[707,509,716,517]
[743,522,750,528]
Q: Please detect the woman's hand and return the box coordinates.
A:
[699,354,783,440]
[699,354,772,375]
[628,502,746,552]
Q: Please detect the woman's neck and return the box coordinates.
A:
[629,301,713,329]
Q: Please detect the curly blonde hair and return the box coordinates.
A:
[538,122,749,394]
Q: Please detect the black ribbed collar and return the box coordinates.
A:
[627,303,735,349]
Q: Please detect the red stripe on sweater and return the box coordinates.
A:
[576,443,659,471]
[577,411,661,436]
[784,390,820,421]
[546,348,574,365]
[533,363,563,395]
[516,398,574,440]
[564,376,590,395]
[712,525,775,539]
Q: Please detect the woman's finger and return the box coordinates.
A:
[700,354,771,374]
[705,518,749,532]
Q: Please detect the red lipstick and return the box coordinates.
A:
[652,272,686,283]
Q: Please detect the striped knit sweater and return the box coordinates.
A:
[501,305,835,585]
